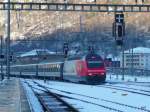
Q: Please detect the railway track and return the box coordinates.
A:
[117,82,150,88]
[26,79,150,97]
[101,99,150,112]
[97,84,150,97]
[57,94,150,112]
[33,82,124,112]
[32,81,150,112]
[105,84,150,94]
[106,81,150,87]
[24,80,79,112]
[62,80,150,97]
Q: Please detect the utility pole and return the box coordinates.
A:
[6,0,11,79]
[122,46,125,80]
[131,39,134,76]
[80,14,86,52]
[0,36,4,80]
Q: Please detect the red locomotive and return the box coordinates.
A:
[63,53,106,83]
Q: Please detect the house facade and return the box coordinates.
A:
[120,47,150,70]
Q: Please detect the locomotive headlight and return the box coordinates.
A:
[101,73,105,75]
[88,73,92,76]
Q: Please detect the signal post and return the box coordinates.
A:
[113,12,125,80]
[60,42,69,81]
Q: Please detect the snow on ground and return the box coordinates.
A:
[21,72,150,112]
[24,79,150,112]
[22,81,44,112]
[0,79,8,85]
[107,73,150,82]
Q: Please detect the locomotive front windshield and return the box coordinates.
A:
[86,54,104,68]
[87,60,104,68]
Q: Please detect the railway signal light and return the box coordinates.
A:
[88,46,94,54]
[9,55,13,62]
[113,13,125,46]
[0,54,13,62]
[0,54,4,59]
[0,54,4,62]
[115,13,124,23]
[63,42,69,58]
[116,22,125,37]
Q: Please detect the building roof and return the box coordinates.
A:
[124,47,150,54]
[20,49,56,57]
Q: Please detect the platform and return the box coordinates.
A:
[0,78,31,112]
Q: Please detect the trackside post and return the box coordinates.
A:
[60,63,64,81]
[36,65,38,76]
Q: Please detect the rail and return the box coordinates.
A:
[25,81,79,112]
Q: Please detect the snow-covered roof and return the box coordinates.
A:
[106,54,113,59]
[20,49,56,57]
[124,47,150,53]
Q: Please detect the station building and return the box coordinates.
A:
[120,47,150,70]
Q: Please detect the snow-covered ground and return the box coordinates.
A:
[22,77,150,112]
[107,73,150,82]
[22,81,44,112]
